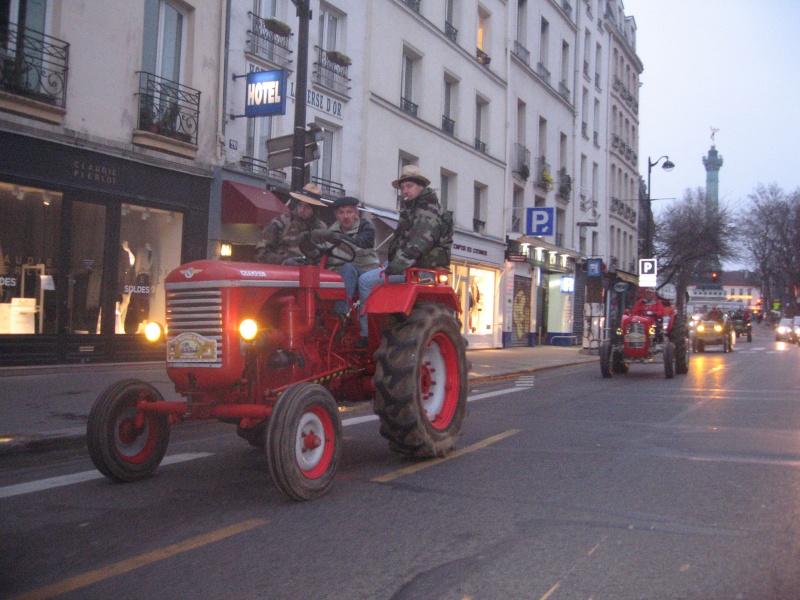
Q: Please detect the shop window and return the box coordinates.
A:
[0,181,61,334]
[453,265,495,337]
[118,204,183,335]
[69,201,106,333]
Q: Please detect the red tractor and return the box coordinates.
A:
[87,237,468,501]
[600,287,689,379]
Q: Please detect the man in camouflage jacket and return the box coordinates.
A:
[356,165,451,347]
[255,183,327,265]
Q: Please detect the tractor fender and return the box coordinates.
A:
[363,282,461,316]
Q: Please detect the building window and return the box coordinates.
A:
[444,0,458,42]
[442,76,456,135]
[473,184,486,233]
[512,186,523,233]
[310,124,343,196]
[400,51,418,117]
[440,170,454,212]
[474,97,487,152]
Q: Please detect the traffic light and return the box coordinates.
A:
[711,272,718,280]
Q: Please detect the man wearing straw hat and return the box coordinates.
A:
[255,183,327,265]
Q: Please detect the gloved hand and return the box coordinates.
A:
[385,261,405,276]
[308,228,336,244]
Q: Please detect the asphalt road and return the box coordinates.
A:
[2,331,799,599]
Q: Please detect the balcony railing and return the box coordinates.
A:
[311,175,345,197]
[514,143,531,179]
[247,13,293,67]
[557,170,572,201]
[0,22,69,107]
[476,48,491,66]
[474,138,486,153]
[136,71,200,145]
[444,21,458,43]
[558,80,571,102]
[536,62,551,85]
[512,40,530,66]
[400,96,418,117]
[441,115,455,135]
[240,156,287,181]
[535,157,552,191]
[403,0,421,11]
[473,218,486,234]
[313,47,351,96]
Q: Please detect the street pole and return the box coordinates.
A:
[290,0,311,192]
[644,155,674,259]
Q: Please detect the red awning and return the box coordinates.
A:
[221,180,289,226]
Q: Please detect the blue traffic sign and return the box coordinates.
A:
[525,207,554,236]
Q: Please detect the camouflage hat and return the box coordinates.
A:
[392,165,431,189]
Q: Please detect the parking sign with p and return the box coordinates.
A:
[639,258,657,287]
[525,207,554,236]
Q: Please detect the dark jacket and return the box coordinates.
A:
[256,211,326,265]
[386,188,449,274]
[326,217,381,273]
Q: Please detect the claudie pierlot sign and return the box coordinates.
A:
[245,69,288,117]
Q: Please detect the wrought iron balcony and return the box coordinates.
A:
[473,218,486,234]
[514,143,531,179]
[558,80,571,102]
[247,13,293,67]
[476,48,491,66]
[444,21,458,43]
[240,156,287,181]
[0,22,69,107]
[136,71,200,145]
[536,62,551,85]
[441,115,455,135]
[403,0,421,12]
[557,170,572,201]
[512,41,530,66]
[313,47,351,96]
[311,175,345,197]
[474,138,486,153]
[535,157,552,191]
[401,96,418,117]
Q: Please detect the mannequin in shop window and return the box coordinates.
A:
[129,242,157,333]
[117,240,136,333]
[469,278,482,333]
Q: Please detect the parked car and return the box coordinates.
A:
[775,317,795,342]
[793,316,800,344]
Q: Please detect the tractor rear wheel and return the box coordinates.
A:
[672,317,690,375]
[373,302,468,458]
[265,383,342,501]
[87,379,170,482]
[600,341,614,378]
[664,342,675,378]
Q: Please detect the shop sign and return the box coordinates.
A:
[452,235,505,265]
[72,160,118,187]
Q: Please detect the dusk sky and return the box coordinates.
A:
[622,0,800,225]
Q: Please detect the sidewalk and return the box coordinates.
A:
[0,345,597,456]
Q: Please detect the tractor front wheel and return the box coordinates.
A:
[664,342,675,378]
[265,383,342,501]
[373,303,468,458]
[87,379,170,482]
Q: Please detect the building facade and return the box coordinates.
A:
[0,0,645,364]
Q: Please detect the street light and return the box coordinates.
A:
[643,155,675,258]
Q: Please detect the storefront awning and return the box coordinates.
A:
[221,180,288,226]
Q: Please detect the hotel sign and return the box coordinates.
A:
[245,69,287,117]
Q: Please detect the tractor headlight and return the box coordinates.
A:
[714,324,723,333]
[697,324,705,333]
[144,322,164,342]
[239,319,259,341]
[438,273,450,285]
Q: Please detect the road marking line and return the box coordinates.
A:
[372,429,520,483]
[0,453,213,499]
[8,518,268,600]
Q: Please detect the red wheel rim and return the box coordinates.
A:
[421,332,460,430]
[296,405,335,479]
[114,405,159,464]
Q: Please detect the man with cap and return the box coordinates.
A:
[255,183,327,265]
[356,165,450,346]
[302,196,381,328]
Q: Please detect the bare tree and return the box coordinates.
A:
[654,187,738,316]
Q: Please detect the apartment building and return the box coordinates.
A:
[0,0,644,364]
[0,0,223,365]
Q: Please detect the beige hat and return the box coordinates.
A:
[391,165,431,189]
[289,183,326,206]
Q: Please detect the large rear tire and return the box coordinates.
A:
[87,379,170,482]
[266,383,342,501]
[373,303,468,458]
[672,317,690,375]
[664,342,675,379]
[600,340,614,378]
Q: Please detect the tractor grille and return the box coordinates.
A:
[624,321,646,349]
[165,289,223,366]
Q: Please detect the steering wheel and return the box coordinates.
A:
[297,231,359,265]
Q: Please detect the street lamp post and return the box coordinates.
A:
[644,155,675,258]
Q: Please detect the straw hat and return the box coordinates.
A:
[289,183,326,206]
[391,165,431,189]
